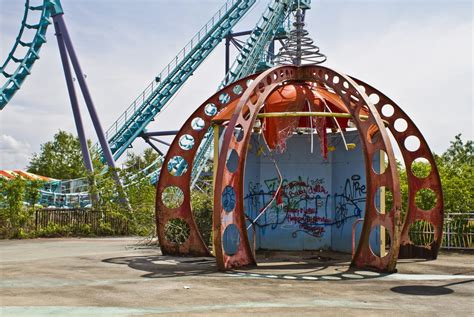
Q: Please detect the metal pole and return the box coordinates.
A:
[54,14,129,209]
[295,9,303,66]
[212,124,219,256]
[225,36,230,75]
[141,136,164,156]
[256,111,353,118]
[54,14,116,171]
[268,40,275,62]
[230,38,244,50]
[447,215,451,250]
[149,137,171,147]
[52,16,94,173]
[141,130,180,137]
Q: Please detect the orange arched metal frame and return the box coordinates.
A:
[352,78,444,259]
[155,65,443,272]
[156,74,259,256]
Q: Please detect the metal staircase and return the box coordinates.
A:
[191,0,311,180]
[221,0,295,87]
[1,0,311,207]
[95,0,257,162]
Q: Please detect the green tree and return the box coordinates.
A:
[191,189,213,246]
[89,167,130,235]
[436,134,473,213]
[124,173,156,236]
[24,179,44,208]
[123,148,160,173]
[119,148,161,236]
[0,177,25,224]
[27,130,103,179]
[393,134,473,215]
[441,134,473,167]
[0,177,42,238]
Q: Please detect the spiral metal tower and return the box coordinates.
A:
[275,8,326,66]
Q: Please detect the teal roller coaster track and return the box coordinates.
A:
[0,0,311,207]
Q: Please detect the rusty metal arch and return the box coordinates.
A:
[156,64,442,272]
[155,74,259,256]
[352,77,444,259]
[213,65,404,272]
[213,66,296,270]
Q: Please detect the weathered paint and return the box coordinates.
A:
[156,64,444,272]
[243,130,381,253]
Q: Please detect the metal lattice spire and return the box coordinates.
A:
[275,8,326,66]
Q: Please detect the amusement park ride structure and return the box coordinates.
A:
[1,0,444,272]
[1,0,312,206]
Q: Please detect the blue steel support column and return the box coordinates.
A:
[53,14,129,209]
[53,14,116,171]
[52,15,94,173]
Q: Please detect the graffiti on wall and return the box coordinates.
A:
[244,174,366,238]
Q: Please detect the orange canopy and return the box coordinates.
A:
[212,83,363,125]
[212,83,371,154]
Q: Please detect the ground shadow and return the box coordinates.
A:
[103,250,393,281]
[390,280,474,296]
[103,255,216,278]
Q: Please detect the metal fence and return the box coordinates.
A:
[32,209,472,248]
[409,212,473,250]
[35,208,129,235]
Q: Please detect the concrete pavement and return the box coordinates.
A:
[0,237,472,316]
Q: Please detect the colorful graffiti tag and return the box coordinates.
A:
[244,174,366,238]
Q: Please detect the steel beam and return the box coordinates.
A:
[54,14,116,171]
[52,16,93,173]
[141,130,179,137]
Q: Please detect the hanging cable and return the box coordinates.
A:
[312,86,350,151]
[246,132,284,232]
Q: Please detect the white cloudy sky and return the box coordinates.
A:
[0,0,472,170]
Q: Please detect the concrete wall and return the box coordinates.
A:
[242,130,380,254]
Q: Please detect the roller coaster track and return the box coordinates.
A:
[38,156,164,208]
[115,0,304,204]
[221,0,309,87]
[93,0,257,162]
[191,0,310,181]
[0,1,62,109]
[1,0,310,207]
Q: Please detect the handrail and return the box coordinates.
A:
[98,0,248,149]
[191,0,296,184]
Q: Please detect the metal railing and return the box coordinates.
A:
[99,0,244,145]
[409,212,474,250]
[443,212,473,249]
[35,208,129,234]
[194,1,294,181]
[220,0,289,87]
[37,155,164,207]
